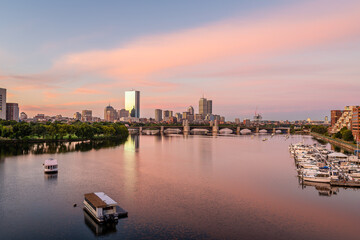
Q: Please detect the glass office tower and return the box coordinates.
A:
[125,90,140,118]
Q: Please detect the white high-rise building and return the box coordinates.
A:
[125,90,140,118]
[0,88,6,120]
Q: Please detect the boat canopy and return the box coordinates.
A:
[84,192,117,208]
[44,158,57,166]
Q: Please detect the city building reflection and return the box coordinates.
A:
[44,173,58,182]
[123,135,140,199]
[124,135,139,152]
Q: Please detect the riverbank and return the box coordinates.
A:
[0,135,128,144]
[310,132,357,153]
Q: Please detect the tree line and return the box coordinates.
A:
[310,125,354,142]
[0,120,129,141]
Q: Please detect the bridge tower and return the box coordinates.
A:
[183,120,190,133]
[212,120,219,134]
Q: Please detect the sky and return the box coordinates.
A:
[0,0,360,121]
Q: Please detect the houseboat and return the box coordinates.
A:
[84,192,128,223]
[43,158,58,173]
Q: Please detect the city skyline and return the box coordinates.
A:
[1,0,360,120]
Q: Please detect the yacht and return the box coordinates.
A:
[43,158,58,173]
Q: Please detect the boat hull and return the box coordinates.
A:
[303,177,330,183]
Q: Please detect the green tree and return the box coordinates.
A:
[342,130,354,141]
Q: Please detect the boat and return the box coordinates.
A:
[262,138,268,141]
[43,158,58,173]
[303,171,331,183]
[84,192,128,223]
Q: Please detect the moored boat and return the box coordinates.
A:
[84,192,128,223]
[44,158,58,173]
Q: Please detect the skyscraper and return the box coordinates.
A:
[163,110,170,119]
[81,110,92,122]
[6,103,19,121]
[207,100,212,115]
[125,90,140,118]
[118,109,129,118]
[199,98,207,116]
[0,88,6,120]
[74,112,81,120]
[104,105,117,122]
[155,109,162,122]
[188,106,194,115]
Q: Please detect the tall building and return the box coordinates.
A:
[199,98,207,116]
[352,107,360,141]
[118,109,129,118]
[125,90,140,118]
[104,105,117,122]
[74,112,81,120]
[0,88,6,120]
[169,110,173,117]
[188,106,194,115]
[6,103,19,121]
[155,109,162,122]
[330,106,354,133]
[81,110,92,122]
[175,113,182,121]
[331,110,343,126]
[163,110,170,120]
[207,100,212,115]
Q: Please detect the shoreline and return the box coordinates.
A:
[0,135,128,144]
[310,132,357,153]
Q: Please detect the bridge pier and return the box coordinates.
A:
[287,128,291,134]
[139,127,143,134]
[212,120,219,134]
[236,126,240,135]
[160,126,164,133]
[256,126,259,133]
[183,120,190,134]
[273,128,276,134]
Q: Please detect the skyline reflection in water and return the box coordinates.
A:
[1,134,360,239]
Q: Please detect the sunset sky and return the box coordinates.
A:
[1,0,360,120]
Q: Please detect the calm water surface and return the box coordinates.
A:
[1,134,360,240]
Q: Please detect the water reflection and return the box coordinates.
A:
[124,135,139,152]
[0,139,126,157]
[83,210,117,236]
[44,173,58,182]
[301,181,339,197]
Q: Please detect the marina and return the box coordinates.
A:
[290,142,360,188]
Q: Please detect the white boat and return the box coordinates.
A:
[303,172,331,183]
[84,192,128,223]
[44,158,58,173]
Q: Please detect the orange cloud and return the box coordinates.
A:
[52,0,360,82]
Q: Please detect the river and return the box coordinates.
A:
[1,134,360,239]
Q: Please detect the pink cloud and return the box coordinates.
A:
[51,0,360,83]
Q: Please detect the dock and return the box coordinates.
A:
[116,206,128,218]
[330,180,360,187]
